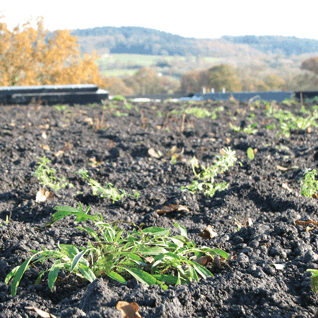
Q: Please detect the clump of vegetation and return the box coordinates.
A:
[181,148,237,197]
[0,15,108,87]
[306,269,318,293]
[76,169,129,202]
[300,169,318,198]
[230,123,258,134]
[270,109,318,137]
[5,204,228,296]
[112,95,126,101]
[34,157,68,191]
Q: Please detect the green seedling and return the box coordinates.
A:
[230,123,258,134]
[76,169,128,202]
[307,269,318,293]
[247,148,255,160]
[34,157,68,192]
[181,148,237,197]
[300,169,318,198]
[112,95,126,101]
[133,190,140,199]
[271,109,318,137]
[113,111,128,117]
[5,204,228,296]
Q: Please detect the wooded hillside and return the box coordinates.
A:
[71,26,318,57]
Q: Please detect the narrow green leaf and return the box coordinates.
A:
[190,261,213,279]
[60,244,79,259]
[127,253,143,262]
[77,226,100,242]
[139,246,169,255]
[5,266,20,285]
[122,267,157,285]
[188,264,199,282]
[142,227,170,237]
[10,252,43,296]
[78,265,96,283]
[48,260,61,290]
[107,271,127,284]
[71,249,90,272]
[210,249,229,260]
[152,274,179,284]
[174,223,187,238]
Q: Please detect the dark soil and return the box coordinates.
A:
[1,99,318,317]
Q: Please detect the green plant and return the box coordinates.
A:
[113,111,128,117]
[112,95,126,101]
[181,148,237,197]
[230,123,258,134]
[133,190,140,199]
[247,148,255,160]
[5,204,228,296]
[306,269,318,293]
[300,169,318,198]
[34,157,68,191]
[76,169,128,202]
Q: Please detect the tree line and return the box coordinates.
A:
[1,15,318,95]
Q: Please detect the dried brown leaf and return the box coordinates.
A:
[156,204,189,215]
[282,183,293,192]
[84,117,94,125]
[36,189,53,203]
[40,145,50,151]
[219,148,226,156]
[145,256,155,264]
[195,255,212,266]
[295,219,318,226]
[199,225,218,239]
[116,301,142,318]
[277,165,288,171]
[25,306,57,318]
[54,150,64,157]
[148,148,160,158]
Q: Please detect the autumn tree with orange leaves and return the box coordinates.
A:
[0,15,110,88]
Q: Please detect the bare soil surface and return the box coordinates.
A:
[1,99,318,317]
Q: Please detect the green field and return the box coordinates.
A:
[98,53,220,78]
[101,69,138,77]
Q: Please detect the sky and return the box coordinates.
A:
[1,0,317,40]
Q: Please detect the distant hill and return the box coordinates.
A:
[70,26,318,58]
[221,35,318,56]
[71,26,265,58]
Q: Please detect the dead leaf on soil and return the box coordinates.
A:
[25,306,57,318]
[282,183,293,192]
[156,204,189,215]
[199,225,218,239]
[63,142,73,151]
[277,165,288,171]
[40,145,50,151]
[84,117,94,125]
[39,124,50,129]
[148,148,160,158]
[220,148,229,156]
[295,219,318,231]
[145,256,155,264]
[54,150,64,157]
[36,189,53,203]
[116,301,142,318]
[195,255,212,266]
[168,145,178,155]
[225,137,231,144]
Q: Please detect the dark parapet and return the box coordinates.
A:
[0,84,108,105]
